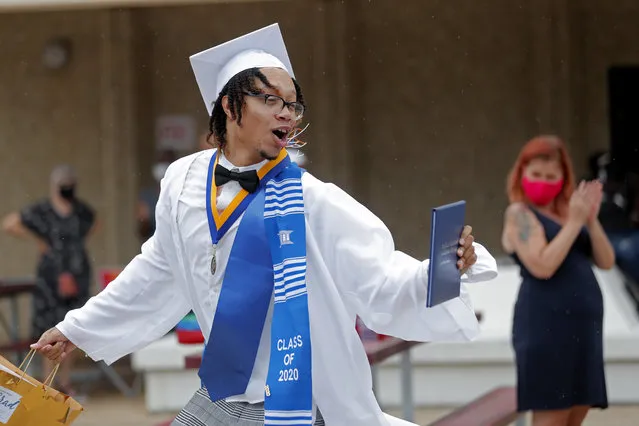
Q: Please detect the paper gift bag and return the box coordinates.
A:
[0,350,83,425]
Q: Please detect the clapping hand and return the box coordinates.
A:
[569,180,603,226]
[584,180,603,225]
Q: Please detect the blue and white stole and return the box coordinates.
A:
[199,149,313,426]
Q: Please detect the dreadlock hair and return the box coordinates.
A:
[207,68,306,151]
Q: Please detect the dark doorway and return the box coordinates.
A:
[608,66,639,177]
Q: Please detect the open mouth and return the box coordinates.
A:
[271,128,290,147]
[272,129,288,140]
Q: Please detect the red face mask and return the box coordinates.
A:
[521,176,564,206]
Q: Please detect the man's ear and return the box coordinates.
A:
[221,95,234,120]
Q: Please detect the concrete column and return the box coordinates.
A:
[528,0,577,154]
[306,0,356,193]
[99,9,140,266]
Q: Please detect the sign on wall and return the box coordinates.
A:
[155,114,197,152]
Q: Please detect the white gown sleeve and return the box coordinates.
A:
[305,178,498,343]
[56,170,191,365]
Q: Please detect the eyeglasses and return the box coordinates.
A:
[243,92,305,120]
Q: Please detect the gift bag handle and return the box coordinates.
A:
[16,349,60,388]
[43,363,60,388]
[16,348,37,384]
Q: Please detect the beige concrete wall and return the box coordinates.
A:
[0,10,103,278]
[351,0,537,258]
[2,0,639,343]
[0,9,140,271]
[0,9,140,341]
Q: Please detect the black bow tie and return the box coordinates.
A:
[214,164,260,193]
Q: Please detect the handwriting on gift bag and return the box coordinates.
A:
[0,386,21,423]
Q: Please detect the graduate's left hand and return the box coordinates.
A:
[457,225,477,275]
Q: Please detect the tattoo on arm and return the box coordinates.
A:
[515,210,531,243]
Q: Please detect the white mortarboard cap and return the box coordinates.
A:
[190,23,295,116]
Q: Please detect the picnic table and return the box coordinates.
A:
[0,277,36,360]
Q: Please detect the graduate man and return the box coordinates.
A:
[32,23,498,426]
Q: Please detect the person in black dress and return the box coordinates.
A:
[2,164,96,395]
[501,136,615,426]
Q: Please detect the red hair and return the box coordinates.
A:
[506,135,576,218]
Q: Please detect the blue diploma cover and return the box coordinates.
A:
[426,200,466,308]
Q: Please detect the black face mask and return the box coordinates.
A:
[59,185,76,201]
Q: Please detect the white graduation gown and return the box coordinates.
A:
[57,149,498,426]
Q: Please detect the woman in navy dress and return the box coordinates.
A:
[501,136,615,426]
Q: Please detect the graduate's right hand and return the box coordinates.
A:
[31,327,77,363]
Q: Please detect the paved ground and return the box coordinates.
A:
[71,392,639,426]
